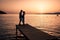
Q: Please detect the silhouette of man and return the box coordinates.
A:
[19,10,25,25]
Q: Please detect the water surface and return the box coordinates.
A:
[0,14,60,39]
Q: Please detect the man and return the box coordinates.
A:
[19,10,25,25]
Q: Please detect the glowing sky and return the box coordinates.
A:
[0,0,60,13]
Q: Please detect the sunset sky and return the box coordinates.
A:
[0,0,60,13]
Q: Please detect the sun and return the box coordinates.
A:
[39,4,47,13]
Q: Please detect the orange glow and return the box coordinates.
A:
[0,0,60,13]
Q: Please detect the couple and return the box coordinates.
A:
[19,10,25,25]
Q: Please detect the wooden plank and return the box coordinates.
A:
[16,24,56,40]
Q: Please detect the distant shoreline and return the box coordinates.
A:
[0,13,6,14]
[0,11,7,14]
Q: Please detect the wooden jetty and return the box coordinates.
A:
[16,24,56,40]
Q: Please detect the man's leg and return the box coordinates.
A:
[19,18,22,25]
[23,18,25,25]
[21,18,24,25]
[19,20,20,25]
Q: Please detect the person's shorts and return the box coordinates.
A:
[20,18,23,21]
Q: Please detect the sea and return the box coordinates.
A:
[0,14,60,40]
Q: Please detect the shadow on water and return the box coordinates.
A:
[16,24,59,40]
